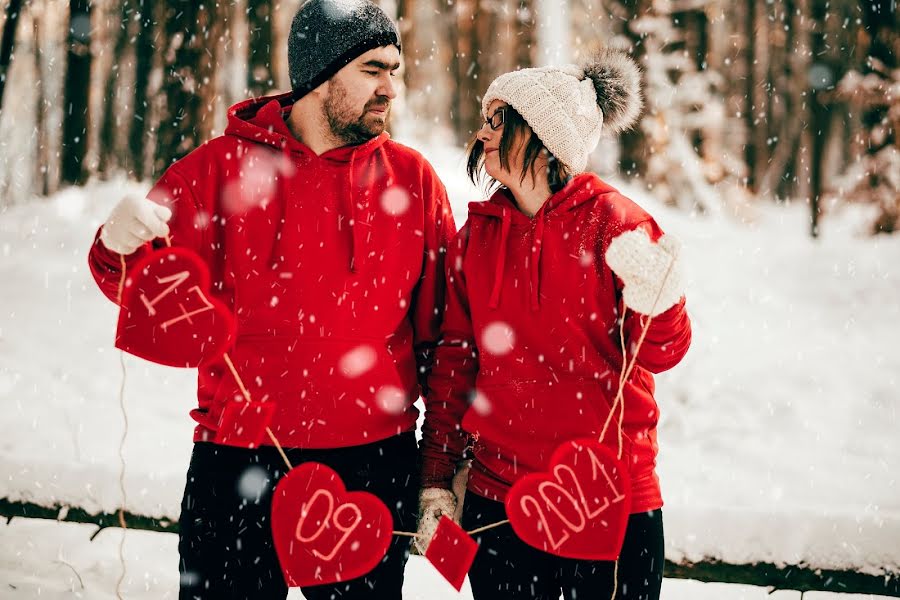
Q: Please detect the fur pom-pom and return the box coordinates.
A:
[582,49,643,134]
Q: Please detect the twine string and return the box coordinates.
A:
[110,240,683,552]
[460,246,680,557]
[115,258,129,600]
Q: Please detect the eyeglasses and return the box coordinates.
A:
[483,107,506,131]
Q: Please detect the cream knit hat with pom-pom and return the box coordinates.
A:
[481,49,643,173]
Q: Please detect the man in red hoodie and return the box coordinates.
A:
[88,1,454,598]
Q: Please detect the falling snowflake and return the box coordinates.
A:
[481,321,516,356]
[237,465,270,502]
[470,390,492,416]
[221,148,295,216]
[375,385,407,415]
[193,211,211,230]
[339,345,377,378]
[380,186,410,216]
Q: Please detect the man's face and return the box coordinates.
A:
[323,46,400,145]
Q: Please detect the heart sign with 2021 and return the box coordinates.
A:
[505,438,631,560]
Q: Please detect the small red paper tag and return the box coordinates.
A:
[216,398,276,448]
[271,462,393,588]
[116,247,235,368]
[505,438,631,560]
[425,516,478,591]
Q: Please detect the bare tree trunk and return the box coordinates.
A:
[130,0,154,180]
[61,0,93,186]
[396,0,413,52]
[808,100,828,237]
[439,0,531,144]
[270,1,295,92]
[154,1,222,175]
[247,0,275,97]
[99,0,132,176]
[213,1,234,131]
[859,0,898,233]
[449,0,479,145]
[0,0,24,111]
[746,0,769,191]
[617,0,652,178]
[803,0,856,235]
[757,0,809,199]
[462,0,486,143]
[200,3,225,136]
[33,1,49,196]
[394,0,420,135]
[671,6,707,153]
[701,0,733,179]
[772,0,796,198]
[807,0,834,238]
[437,1,462,142]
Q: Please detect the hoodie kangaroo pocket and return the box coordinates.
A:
[463,379,634,477]
[211,334,412,443]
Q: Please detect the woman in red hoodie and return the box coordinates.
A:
[417,50,691,600]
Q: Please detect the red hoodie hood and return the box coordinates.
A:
[224,93,391,272]
[467,173,620,311]
[224,92,390,162]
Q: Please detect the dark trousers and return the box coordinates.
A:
[462,492,664,600]
[177,432,420,600]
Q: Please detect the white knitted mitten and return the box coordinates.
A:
[413,488,457,555]
[605,228,684,317]
[100,195,172,255]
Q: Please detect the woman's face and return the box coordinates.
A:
[477,100,529,188]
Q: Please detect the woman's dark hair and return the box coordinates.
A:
[466,105,571,195]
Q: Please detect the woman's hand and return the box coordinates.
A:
[413,488,457,554]
[605,228,684,317]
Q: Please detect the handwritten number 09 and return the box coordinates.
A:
[295,489,363,561]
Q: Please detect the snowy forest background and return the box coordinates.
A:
[0,0,897,235]
[0,0,899,598]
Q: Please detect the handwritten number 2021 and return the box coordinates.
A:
[519,446,626,551]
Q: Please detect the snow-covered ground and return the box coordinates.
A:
[1,518,888,600]
[1,143,898,598]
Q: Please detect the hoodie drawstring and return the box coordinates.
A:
[530,213,546,311]
[347,148,360,273]
[265,139,295,268]
[488,207,512,309]
[346,146,395,273]
[270,139,297,266]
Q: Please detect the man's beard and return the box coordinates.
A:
[324,80,390,145]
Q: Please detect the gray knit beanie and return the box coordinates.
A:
[288,0,401,100]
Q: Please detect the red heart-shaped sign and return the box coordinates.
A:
[116,247,235,368]
[271,462,394,587]
[505,438,631,560]
[425,516,478,591]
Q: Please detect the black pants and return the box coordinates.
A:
[178,432,419,600]
[462,492,664,600]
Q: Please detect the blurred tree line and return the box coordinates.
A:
[0,0,896,234]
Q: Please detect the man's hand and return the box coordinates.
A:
[605,228,684,317]
[100,195,172,255]
[413,487,457,555]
